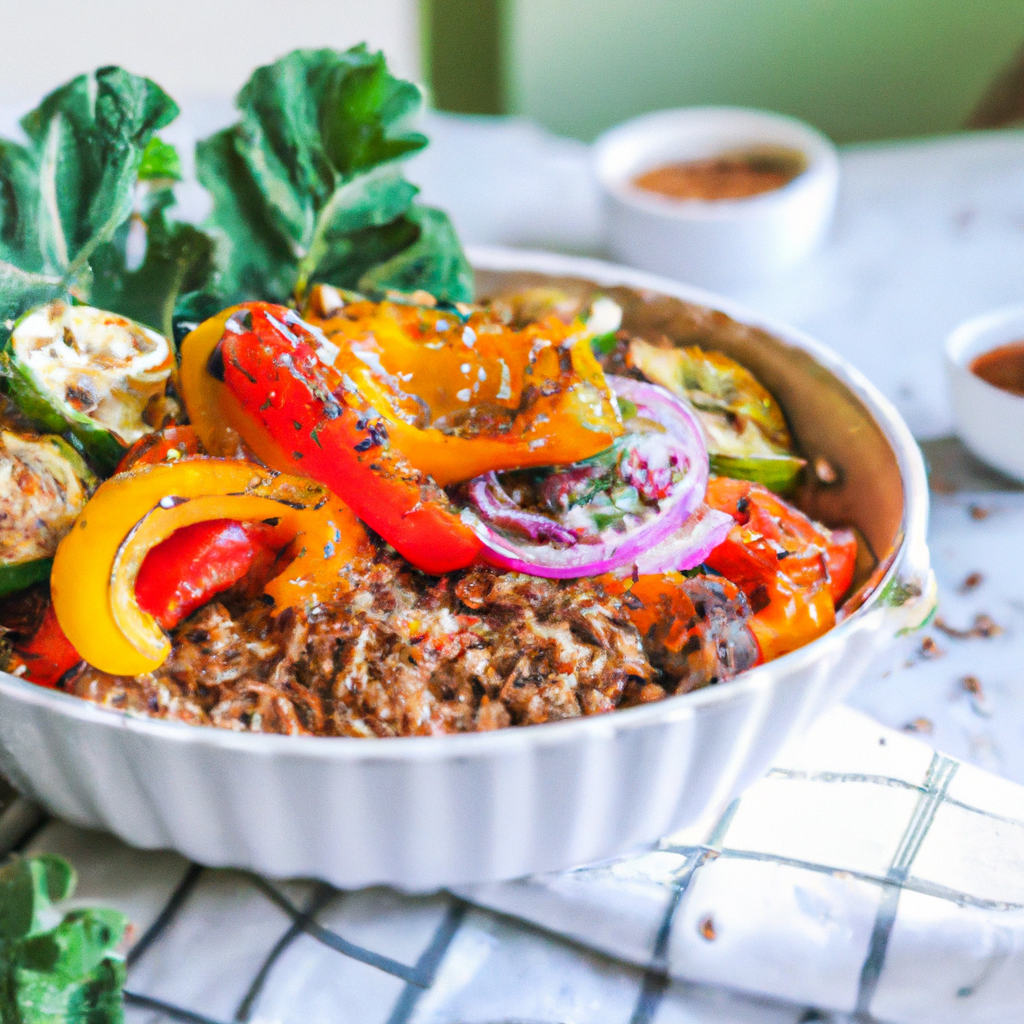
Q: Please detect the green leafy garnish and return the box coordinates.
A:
[0,66,213,338]
[0,855,127,1023]
[195,46,473,308]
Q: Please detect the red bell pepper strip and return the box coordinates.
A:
[703,478,858,662]
[13,518,282,687]
[218,304,481,575]
[116,426,206,473]
[12,605,82,688]
[705,478,857,604]
[135,519,280,631]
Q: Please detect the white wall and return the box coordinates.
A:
[0,0,420,104]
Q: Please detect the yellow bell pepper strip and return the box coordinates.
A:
[302,289,624,485]
[178,306,264,458]
[51,459,371,676]
[216,303,483,575]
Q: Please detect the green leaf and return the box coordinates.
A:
[0,857,127,1023]
[0,67,202,336]
[197,45,473,306]
[0,263,64,336]
[13,950,125,1023]
[137,137,182,183]
[357,206,473,305]
[0,856,75,941]
[20,66,179,285]
[18,909,126,980]
[90,189,216,339]
[195,127,297,303]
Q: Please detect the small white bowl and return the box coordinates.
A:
[946,304,1024,481]
[594,106,839,289]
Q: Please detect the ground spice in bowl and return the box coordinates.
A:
[633,149,805,202]
[969,341,1024,398]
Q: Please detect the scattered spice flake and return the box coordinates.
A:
[960,571,984,593]
[699,915,717,941]
[919,635,943,659]
[902,717,934,734]
[934,614,1003,640]
[961,674,982,696]
[959,675,992,718]
[968,504,990,521]
[929,474,956,494]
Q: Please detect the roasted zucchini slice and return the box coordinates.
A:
[0,301,175,474]
[630,338,806,493]
[0,431,97,596]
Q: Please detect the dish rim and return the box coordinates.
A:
[0,245,927,757]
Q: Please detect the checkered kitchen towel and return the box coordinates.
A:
[8,700,1022,1024]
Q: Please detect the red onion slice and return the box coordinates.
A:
[630,504,734,575]
[463,376,719,578]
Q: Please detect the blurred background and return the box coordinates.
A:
[4,0,1024,139]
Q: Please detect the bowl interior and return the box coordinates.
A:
[475,268,904,600]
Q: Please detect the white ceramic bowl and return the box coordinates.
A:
[0,248,931,890]
[594,107,839,289]
[946,304,1024,482]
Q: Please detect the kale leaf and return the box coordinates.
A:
[0,854,127,1023]
[0,67,214,337]
[196,46,473,307]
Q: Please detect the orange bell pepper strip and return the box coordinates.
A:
[703,477,857,662]
[51,459,372,676]
[302,291,624,486]
[216,303,482,575]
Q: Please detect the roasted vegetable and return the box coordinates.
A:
[215,303,482,574]
[303,288,624,485]
[704,477,857,661]
[629,339,806,492]
[51,459,372,676]
[8,604,81,687]
[0,431,96,597]
[134,518,280,630]
[1,302,175,473]
[196,46,472,308]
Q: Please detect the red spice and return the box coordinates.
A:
[969,341,1024,398]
